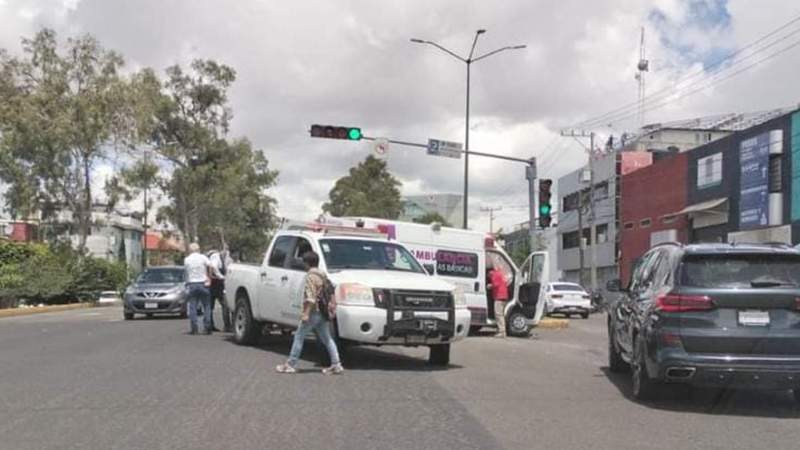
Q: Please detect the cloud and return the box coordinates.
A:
[1,0,799,234]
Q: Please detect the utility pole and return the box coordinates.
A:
[560,130,597,290]
[480,206,503,234]
[142,148,150,269]
[526,158,537,253]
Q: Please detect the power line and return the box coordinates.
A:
[574,13,800,129]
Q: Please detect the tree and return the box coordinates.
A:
[414,212,451,227]
[0,29,139,252]
[322,155,403,219]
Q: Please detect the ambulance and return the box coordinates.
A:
[320,216,549,336]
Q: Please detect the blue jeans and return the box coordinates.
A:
[186,283,211,332]
[288,311,340,367]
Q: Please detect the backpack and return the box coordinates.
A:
[313,273,336,320]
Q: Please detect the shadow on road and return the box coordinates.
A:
[222,332,464,372]
[600,367,800,418]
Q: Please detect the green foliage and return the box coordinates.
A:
[322,155,403,219]
[414,212,452,227]
[0,29,141,250]
[0,241,129,308]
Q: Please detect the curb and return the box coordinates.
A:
[536,318,570,329]
[0,303,94,319]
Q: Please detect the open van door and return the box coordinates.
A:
[516,251,549,327]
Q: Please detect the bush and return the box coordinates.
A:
[0,241,130,308]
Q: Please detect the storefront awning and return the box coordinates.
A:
[671,197,728,216]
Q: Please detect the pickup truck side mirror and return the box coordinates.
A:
[289,258,307,271]
[606,279,626,293]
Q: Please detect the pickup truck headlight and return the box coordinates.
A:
[453,286,467,308]
[337,283,375,306]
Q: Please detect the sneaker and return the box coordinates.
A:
[493,333,506,339]
[276,363,297,374]
[322,363,344,375]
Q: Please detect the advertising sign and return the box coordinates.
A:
[697,153,722,189]
[739,132,771,229]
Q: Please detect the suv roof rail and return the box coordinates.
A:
[730,241,793,249]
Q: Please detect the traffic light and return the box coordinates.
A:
[538,179,553,228]
[309,124,363,141]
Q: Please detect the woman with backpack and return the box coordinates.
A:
[276,250,344,375]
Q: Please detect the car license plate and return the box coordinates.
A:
[144,302,158,309]
[406,335,426,345]
[738,310,769,327]
[420,319,438,331]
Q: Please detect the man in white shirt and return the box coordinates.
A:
[207,250,231,332]
[184,242,212,335]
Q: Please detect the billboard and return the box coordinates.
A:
[739,132,771,229]
[792,112,800,221]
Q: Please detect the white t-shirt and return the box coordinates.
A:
[184,252,211,283]
[209,252,225,280]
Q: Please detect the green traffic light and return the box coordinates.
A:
[348,128,362,140]
[539,204,551,215]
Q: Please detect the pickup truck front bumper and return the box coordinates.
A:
[336,306,471,345]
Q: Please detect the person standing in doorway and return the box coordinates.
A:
[488,261,509,338]
[184,243,213,335]
[276,251,343,375]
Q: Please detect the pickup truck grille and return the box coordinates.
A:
[390,290,453,310]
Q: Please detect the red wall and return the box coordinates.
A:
[10,223,37,242]
[619,153,689,283]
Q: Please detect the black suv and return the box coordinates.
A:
[607,242,800,401]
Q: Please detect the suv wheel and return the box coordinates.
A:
[428,344,450,366]
[507,309,530,337]
[608,322,630,373]
[123,310,134,320]
[233,296,258,346]
[631,337,657,401]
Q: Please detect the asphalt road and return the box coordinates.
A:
[1,307,799,450]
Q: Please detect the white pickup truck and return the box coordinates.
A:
[224,225,471,365]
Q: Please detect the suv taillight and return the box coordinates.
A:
[655,294,713,312]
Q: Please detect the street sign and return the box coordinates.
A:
[373,138,389,158]
[427,139,462,159]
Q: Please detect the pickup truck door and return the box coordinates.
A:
[516,251,549,326]
[280,237,315,324]
[257,236,296,321]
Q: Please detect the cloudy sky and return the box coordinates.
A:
[1,0,799,233]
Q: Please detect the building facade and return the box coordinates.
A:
[400,194,464,227]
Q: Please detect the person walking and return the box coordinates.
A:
[184,243,213,335]
[207,249,232,332]
[276,251,344,375]
[488,261,509,338]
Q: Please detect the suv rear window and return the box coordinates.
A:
[680,253,800,288]
[552,283,584,292]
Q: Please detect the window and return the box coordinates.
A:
[624,222,634,230]
[288,238,313,271]
[563,192,580,212]
[640,218,651,228]
[319,239,425,274]
[680,254,800,288]
[662,215,677,225]
[436,250,479,278]
[769,154,782,193]
[697,153,722,188]
[596,224,609,244]
[562,230,580,249]
[268,236,294,268]
[593,182,609,200]
[705,132,712,142]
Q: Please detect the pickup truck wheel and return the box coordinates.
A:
[428,344,450,366]
[507,309,530,337]
[233,297,259,346]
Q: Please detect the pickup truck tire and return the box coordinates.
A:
[233,296,259,346]
[507,309,530,337]
[428,344,450,366]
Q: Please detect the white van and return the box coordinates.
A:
[320,216,549,336]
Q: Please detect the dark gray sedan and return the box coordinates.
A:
[123,266,187,320]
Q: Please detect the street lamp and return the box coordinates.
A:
[411,30,526,229]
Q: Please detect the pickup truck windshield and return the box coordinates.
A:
[319,239,425,274]
[137,269,185,284]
